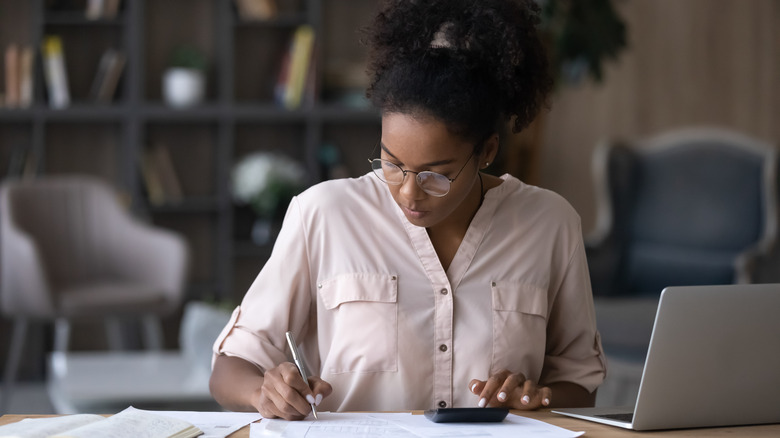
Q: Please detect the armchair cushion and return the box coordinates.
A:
[58,282,173,318]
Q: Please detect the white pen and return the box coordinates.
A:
[285,331,319,419]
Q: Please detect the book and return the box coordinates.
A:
[89,49,126,103]
[0,406,201,438]
[89,49,112,100]
[3,44,34,108]
[140,149,166,205]
[139,144,183,205]
[18,45,34,108]
[276,25,315,110]
[4,44,20,108]
[234,0,277,20]
[85,0,104,20]
[6,142,30,178]
[102,0,121,19]
[86,0,120,20]
[41,35,70,109]
[152,144,184,203]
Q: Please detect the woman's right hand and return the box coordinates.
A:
[254,362,332,420]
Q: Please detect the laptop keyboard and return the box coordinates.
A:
[595,412,634,423]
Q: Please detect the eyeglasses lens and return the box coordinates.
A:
[417,172,450,196]
[370,159,451,196]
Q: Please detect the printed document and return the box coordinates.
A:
[251,412,584,438]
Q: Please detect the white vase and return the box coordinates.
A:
[180,301,232,373]
[162,67,205,107]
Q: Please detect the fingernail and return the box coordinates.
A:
[478,397,487,408]
[522,395,530,404]
[497,392,507,401]
[543,398,550,406]
[315,393,323,406]
[471,383,478,393]
[306,394,316,404]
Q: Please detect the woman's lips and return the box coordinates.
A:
[402,205,428,219]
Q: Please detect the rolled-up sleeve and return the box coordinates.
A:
[541,226,607,393]
[212,197,314,373]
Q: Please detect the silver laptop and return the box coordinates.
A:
[554,283,780,430]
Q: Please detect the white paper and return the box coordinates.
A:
[250,412,584,438]
[133,409,262,438]
[251,412,419,438]
[374,412,585,438]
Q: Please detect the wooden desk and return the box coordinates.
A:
[2,410,779,437]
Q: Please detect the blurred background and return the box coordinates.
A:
[0,0,778,415]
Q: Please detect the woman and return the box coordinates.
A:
[210,0,606,420]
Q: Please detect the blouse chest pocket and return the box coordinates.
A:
[318,273,398,374]
[490,281,548,376]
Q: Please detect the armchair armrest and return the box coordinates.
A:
[585,235,622,297]
[0,216,54,317]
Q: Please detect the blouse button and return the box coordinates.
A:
[392,276,397,281]
[438,400,447,408]
[491,281,496,287]
[439,344,448,352]
[440,288,448,295]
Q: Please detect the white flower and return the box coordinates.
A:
[232,152,307,217]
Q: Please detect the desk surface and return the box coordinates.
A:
[2,410,780,437]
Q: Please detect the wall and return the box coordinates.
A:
[539,0,779,234]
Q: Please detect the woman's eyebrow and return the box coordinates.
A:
[380,142,456,167]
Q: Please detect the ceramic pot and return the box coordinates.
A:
[162,67,205,107]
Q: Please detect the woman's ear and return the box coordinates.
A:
[481,134,500,169]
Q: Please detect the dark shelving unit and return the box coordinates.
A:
[0,0,382,304]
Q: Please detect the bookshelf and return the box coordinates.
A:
[0,0,382,306]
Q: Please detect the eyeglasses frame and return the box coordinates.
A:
[367,140,481,197]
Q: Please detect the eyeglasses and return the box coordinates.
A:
[368,145,477,197]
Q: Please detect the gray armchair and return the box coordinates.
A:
[1,175,189,412]
[586,128,779,404]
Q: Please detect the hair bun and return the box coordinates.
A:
[364,0,552,136]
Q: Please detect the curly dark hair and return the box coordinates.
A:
[363,0,553,144]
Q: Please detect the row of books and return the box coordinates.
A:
[5,29,314,111]
[1,36,126,109]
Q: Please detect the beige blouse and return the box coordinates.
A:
[213,173,606,412]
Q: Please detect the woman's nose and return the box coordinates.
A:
[399,173,425,200]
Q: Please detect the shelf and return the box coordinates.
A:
[230,103,308,121]
[141,104,226,122]
[41,104,127,121]
[0,108,37,120]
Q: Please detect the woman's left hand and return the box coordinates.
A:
[468,369,552,410]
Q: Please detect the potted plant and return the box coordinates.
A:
[162,45,207,107]
[538,0,628,86]
[231,152,307,245]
